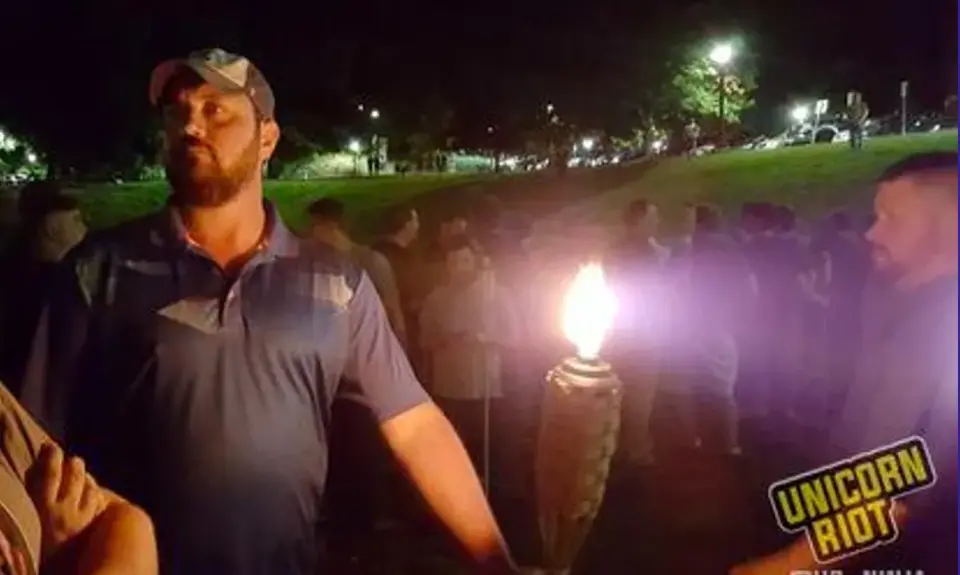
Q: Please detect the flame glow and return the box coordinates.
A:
[561,263,618,360]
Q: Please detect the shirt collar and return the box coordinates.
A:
[158,200,298,259]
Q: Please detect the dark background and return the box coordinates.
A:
[0,0,955,163]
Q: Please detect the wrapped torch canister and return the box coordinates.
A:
[534,263,621,575]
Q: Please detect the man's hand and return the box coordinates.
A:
[25,443,105,558]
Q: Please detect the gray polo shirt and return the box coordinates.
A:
[19,202,429,575]
[828,275,957,571]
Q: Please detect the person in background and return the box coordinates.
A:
[0,382,156,575]
[372,205,425,371]
[845,90,869,150]
[424,209,469,289]
[307,197,407,348]
[806,209,871,417]
[418,235,521,473]
[21,48,515,575]
[732,152,958,575]
[684,119,701,157]
[0,185,87,393]
[772,205,821,419]
[605,199,668,466]
[676,204,753,456]
[740,203,808,423]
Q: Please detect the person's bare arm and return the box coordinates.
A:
[0,384,156,575]
[26,444,157,575]
[343,274,514,572]
[381,403,513,570]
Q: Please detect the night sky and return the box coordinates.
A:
[0,0,955,162]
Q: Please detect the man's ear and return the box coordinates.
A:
[260,120,280,160]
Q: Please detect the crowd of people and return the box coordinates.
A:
[0,46,955,575]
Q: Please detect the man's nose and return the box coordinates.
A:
[183,120,204,140]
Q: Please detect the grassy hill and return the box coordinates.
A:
[543,131,959,235]
[52,162,659,239]
[3,132,954,243]
[634,131,957,212]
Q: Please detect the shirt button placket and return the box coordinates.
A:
[221,285,241,327]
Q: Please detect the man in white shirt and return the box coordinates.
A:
[419,236,520,469]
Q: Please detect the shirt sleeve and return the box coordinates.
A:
[0,382,50,484]
[19,254,93,442]
[343,272,430,422]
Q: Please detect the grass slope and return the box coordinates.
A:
[76,173,493,234]
[640,131,958,211]
[558,131,959,233]
[68,161,658,240]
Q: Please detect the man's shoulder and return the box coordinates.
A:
[65,212,168,263]
[292,241,368,300]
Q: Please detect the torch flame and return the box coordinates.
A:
[561,263,617,360]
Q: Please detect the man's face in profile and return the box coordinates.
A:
[866,179,940,277]
[161,75,268,208]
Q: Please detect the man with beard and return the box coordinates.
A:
[731,152,958,575]
[20,49,514,575]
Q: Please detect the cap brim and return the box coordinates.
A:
[148,59,245,106]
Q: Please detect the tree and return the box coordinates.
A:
[671,57,757,123]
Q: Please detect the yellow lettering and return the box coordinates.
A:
[777,488,806,526]
[822,473,841,508]
[875,455,905,492]
[865,499,895,538]
[897,446,930,486]
[855,462,883,499]
[800,479,831,519]
[835,510,854,548]
[812,517,842,558]
[846,507,874,544]
[835,469,861,506]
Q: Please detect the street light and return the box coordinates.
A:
[791,105,810,125]
[709,42,736,146]
[369,108,380,120]
[581,137,596,152]
[348,139,362,154]
[709,43,734,66]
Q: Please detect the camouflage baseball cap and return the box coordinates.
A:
[149,48,275,118]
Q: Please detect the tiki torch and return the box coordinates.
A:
[535,263,621,575]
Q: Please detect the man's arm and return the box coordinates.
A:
[342,273,513,571]
[0,384,156,575]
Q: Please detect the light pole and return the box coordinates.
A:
[709,43,734,146]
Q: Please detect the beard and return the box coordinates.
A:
[165,130,262,208]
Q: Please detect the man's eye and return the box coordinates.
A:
[204,103,226,117]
